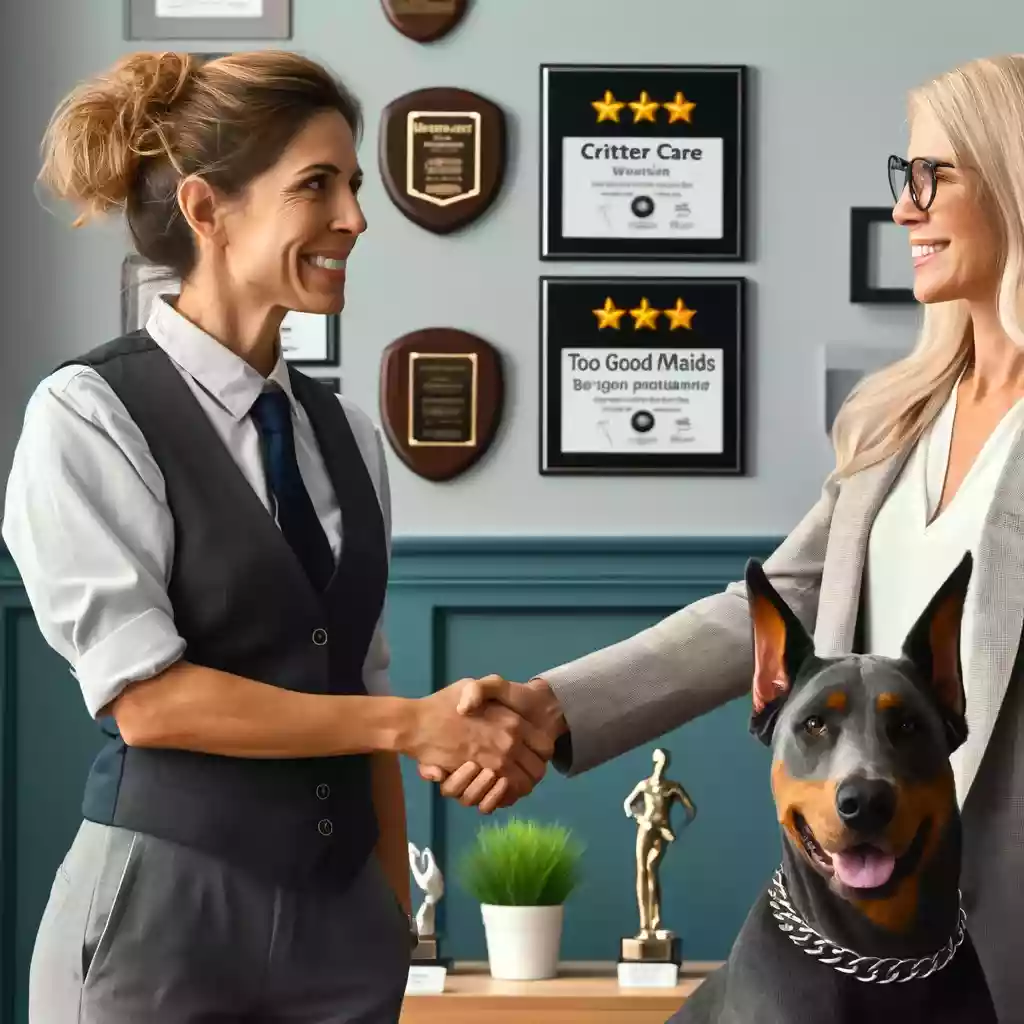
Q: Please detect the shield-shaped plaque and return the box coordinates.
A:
[378,87,506,235]
[380,0,468,43]
[379,328,504,482]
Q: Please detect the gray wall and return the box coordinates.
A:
[2,0,1018,538]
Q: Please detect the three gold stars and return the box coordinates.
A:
[590,90,697,123]
[591,297,698,330]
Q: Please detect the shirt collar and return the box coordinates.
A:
[146,295,297,420]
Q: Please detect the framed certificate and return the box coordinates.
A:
[120,255,339,367]
[540,64,747,261]
[126,0,292,39]
[540,276,746,475]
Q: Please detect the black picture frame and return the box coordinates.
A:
[119,254,340,366]
[126,0,291,40]
[540,276,746,475]
[849,206,916,304]
[540,64,748,261]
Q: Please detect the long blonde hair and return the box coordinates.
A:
[831,54,1024,478]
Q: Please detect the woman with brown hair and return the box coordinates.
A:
[2,50,551,1022]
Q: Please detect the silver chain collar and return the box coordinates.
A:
[767,867,966,984]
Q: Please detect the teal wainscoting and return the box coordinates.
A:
[1,535,782,1021]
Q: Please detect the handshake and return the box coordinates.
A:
[407,674,567,814]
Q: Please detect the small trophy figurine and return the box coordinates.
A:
[405,842,451,993]
[618,747,697,987]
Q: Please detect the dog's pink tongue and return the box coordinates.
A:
[832,846,895,889]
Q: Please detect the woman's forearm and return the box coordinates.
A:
[108,658,413,758]
[371,752,412,914]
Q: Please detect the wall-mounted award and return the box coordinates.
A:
[540,276,746,476]
[380,0,467,42]
[379,328,503,481]
[378,87,506,234]
[540,64,748,261]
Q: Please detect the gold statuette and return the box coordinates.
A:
[620,747,696,965]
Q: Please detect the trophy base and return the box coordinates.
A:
[617,934,682,989]
[406,936,451,994]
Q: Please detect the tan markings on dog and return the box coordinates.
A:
[876,692,902,711]
[771,760,846,852]
[773,760,956,933]
[825,691,847,712]
[750,593,789,713]
[823,688,847,712]
[850,770,954,932]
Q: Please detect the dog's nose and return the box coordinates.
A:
[835,776,897,834]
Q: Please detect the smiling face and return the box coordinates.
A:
[214,108,365,316]
[892,105,1001,305]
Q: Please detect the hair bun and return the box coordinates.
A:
[38,51,197,225]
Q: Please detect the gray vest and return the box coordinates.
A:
[61,332,388,891]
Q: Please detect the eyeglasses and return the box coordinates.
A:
[887,155,954,211]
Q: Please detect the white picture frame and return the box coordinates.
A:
[120,255,339,367]
[126,0,291,39]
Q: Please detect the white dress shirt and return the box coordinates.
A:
[1,296,392,719]
[864,377,1024,803]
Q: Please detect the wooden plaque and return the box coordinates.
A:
[379,328,503,481]
[379,87,506,235]
[380,0,467,42]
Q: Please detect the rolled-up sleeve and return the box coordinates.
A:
[1,367,186,718]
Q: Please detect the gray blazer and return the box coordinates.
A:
[543,438,1024,1019]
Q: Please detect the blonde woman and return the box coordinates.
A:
[428,54,1024,1020]
[3,51,552,1023]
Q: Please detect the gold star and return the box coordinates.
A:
[592,90,625,123]
[628,90,660,123]
[592,296,626,329]
[663,91,697,124]
[629,297,660,330]
[665,298,697,330]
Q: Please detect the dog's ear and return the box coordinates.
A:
[745,558,814,744]
[901,551,972,750]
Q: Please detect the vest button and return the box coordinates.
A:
[316,783,330,800]
[318,818,333,837]
[312,628,328,646]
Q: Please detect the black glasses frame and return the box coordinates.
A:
[887,155,954,211]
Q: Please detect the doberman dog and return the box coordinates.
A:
[669,552,996,1023]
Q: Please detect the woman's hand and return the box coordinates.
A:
[417,675,567,813]
[400,676,555,798]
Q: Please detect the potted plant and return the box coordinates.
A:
[457,817,584,980]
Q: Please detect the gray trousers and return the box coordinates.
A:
[29,819,411,1023]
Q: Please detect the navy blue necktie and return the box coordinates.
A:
[250,385,335,592]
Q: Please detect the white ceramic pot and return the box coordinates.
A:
[479,903,565,980]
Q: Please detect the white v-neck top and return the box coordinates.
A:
[864,378,1024,802]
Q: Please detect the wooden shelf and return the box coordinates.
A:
[400,960,721,1024]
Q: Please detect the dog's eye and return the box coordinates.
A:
[897,715,920,735]
[802,715,827,737]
